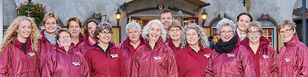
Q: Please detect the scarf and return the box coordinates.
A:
[214,35,238,53]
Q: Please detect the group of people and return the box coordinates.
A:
[0,8,307,77]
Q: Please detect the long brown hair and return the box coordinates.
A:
[0,16,41,53]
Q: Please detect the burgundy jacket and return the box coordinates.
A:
[84,42,126,77]
[278,35,308,77]
[132,38,178,77]
[0,39,40,77]
[38,30,56,67]
[41,44,90,77]
[118,36,145,77]
[176,45,212,77]
[78,36,94,55]
[165,38,182,55]
[205,38,256,77]
[241,36,278,77]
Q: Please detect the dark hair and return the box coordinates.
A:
[56,28,71,40]
[94,22,113,39]
[236,12,253,22]
[66,16,82,28]
[208,36,213,40]
[160,9,173,17]
[83,19,100,36]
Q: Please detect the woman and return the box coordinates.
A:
[240,22,277,77]
[0,16,41,77]
[166,20,183,54]
[66,17,84,46]
[79,18,99,55]
[205,18,256,77]
[236,12,253,41]
[118,22,145,77]
[84,22,126,77]
[41,28,89,77]
[132,20,178,77]
[277,20,308,77]
[176,24,212,77]
[39,12,59,66]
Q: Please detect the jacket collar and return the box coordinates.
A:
[123,35,145,48]
[187,44,205,54]
[14,38,31,51]
[241,36,270,50]
[56,43,76,53]
[284,34,300,46]
[144,37,164,50]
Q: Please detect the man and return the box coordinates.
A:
[160,9,173,29]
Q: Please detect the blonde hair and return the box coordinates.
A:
[0,16,41,53]
[247,21,263,34]
[42,12,59,25]
[277,19,296,33]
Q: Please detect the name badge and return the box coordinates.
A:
[262,55,269,59]
[227,54,235,57]
[204,54,210,58]
[72,62,80,66]
[285,58,291,62]
[153,56,161,60]
[28,52,35,56]
[110,54,118,58]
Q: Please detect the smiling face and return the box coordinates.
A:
[57,31,71,48]
[168,27,181,41]
[237,15,251,32]
[16,20,32,40]
[127,27,141,43]
[160,12,173,29]
[247,26,261,44]
[219,25,235,42]
[279,25,295,42]
[186,28,199,46]
[87,22,97,38]
[44,17,58,34]
[148,23,162,42]
[68,21,81,37]
[97,29,112,44]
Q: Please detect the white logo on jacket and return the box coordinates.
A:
[285,58,291,62]
[227,54,235,57]
[262,55,269,59]
[72,62,80,66]
[111,54,118,58]
[153,56,161,60]
[204,54,210,58]
[28,52,35,56]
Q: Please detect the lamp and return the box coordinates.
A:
[201,9,208,26]
[115,8,121,26]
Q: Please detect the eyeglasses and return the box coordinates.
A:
[220,30,233,34]
[59,36,71,39]
[100,31,112,35]
[88,26,97,30]
[248,30,261,35]
[279,28,293,34]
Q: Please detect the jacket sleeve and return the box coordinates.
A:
[84,51,93,76]
[0,46,10,77]
[41,53,55,77]
[241,47,256,77]
[205,52,215,77]
[166,48,178,77]
[175,52,183,77]
[131,51,140,77]
[295,45,308,77]
[268,46,278,77]
[118,51,127,77]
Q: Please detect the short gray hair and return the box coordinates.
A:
[142,20,167,42]
[181,23,209,49]
[216,18,236,34]
[125,22,141,33]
